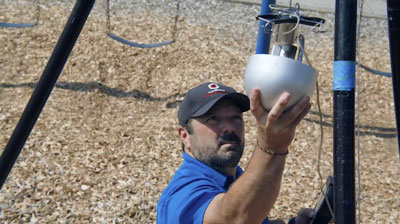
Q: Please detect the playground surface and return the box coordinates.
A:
[0,0,398,223]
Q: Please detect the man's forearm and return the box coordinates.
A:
[209,147,286,223]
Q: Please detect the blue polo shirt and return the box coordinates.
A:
[157,152,269,224]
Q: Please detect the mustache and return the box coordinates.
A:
[217,133,241,145]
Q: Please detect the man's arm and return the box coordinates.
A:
[203,88,311,224]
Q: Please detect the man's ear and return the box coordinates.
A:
[178,126,190,151]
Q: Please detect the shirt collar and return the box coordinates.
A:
[182,152,243,190]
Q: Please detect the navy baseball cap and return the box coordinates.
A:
[178,82,250,125]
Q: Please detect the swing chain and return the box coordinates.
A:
[34,0,40,25]
[106,0,111,34]
[172,0,180,38]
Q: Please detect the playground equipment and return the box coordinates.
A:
[105,0,180,48]
[0,0,95,189]
[387,1,400,160]
[0,0,40,28]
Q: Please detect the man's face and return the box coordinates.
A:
[186,99,245,169]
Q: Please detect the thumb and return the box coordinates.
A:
[295,208,314,224]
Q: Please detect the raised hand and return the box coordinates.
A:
[250,88,311,153]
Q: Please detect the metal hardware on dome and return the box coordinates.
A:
[244,2,325,111]
[256,3,325,60]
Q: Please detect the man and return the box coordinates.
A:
[157,82,313,223]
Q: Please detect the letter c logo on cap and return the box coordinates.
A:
[208,83,219,90]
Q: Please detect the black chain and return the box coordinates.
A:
[34,0,40,25]
[106,0,111,33]
[172,0,181,39]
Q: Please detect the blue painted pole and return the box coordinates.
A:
[255,0,275,54]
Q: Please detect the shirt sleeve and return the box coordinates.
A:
[157,176,225,224]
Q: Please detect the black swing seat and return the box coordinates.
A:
[107,33,174,48]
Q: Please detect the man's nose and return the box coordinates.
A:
[221,118,236,133]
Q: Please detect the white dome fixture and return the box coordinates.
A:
[244,3,325,111]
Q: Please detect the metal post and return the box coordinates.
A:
[256,0,275,54]
[387,1,400,160]
[333,0,357,223]
[0,0,96,189]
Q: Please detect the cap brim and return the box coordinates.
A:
[191,93,250,118]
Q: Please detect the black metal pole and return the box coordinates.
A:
[387,1,400,159]
[333,0,357,223]
[0,0,96,189]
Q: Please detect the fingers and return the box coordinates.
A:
[266,92,290,126]
[298,208,314,218]
[250,88,309,129]
[250,88,267,123]
[279,95,310,127]
[290,102,311,128]
[295,208,315,224]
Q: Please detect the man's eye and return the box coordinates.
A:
[207,116,217,122]
[234,115,242,121]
